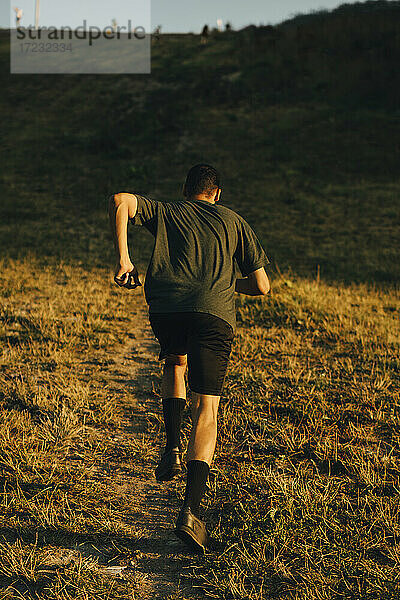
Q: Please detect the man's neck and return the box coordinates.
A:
[186,194,215,204]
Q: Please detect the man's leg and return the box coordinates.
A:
[182,393,220,517]
[174,313,233,549]
[187,393,219,464]
[155,354,187,481]
[175,393,219,550]
[161,354,187,402]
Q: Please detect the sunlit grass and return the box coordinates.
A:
[0,257,148,599]
[192,276,400,599]
[1,263,399,598]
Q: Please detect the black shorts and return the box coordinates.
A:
[149,312,235,396]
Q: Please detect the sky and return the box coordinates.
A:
[3,0,356,32]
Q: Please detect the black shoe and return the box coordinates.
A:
[155,448,182,481]
[174,506,208,551]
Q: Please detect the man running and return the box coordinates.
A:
[109,164,270,551]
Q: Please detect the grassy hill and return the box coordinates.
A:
[0,2,399,599]
[0,0,400,282]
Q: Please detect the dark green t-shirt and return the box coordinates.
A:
[131,195,269,331]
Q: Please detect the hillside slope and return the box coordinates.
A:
[0,0,399,282]
[0,4,399,599]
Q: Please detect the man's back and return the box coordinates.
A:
[131,195,268,330]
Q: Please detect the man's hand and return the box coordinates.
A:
[114,262,142,289]
[235,267,270,296]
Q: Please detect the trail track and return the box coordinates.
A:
[95,291,204,599]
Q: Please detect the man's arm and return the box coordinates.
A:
[108,193,138,283]
[235,267,270,296]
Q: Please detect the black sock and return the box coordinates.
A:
[183,460,210,517]
[162,397,186,451]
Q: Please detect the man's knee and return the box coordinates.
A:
[165,354,187,368]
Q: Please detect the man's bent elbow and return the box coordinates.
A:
[258,278,270,296]
[258,284,270,296]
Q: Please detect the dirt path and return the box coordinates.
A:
[98,291,205,599]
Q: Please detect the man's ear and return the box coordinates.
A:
[182,183,187,198]
[214,188,222,202]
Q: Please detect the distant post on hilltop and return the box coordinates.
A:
[153,25,162,43]
[201,24,209,45]
[14,7,23,27]
[35,0,40,29]
[217,19,223,32]
[112,19,118,33]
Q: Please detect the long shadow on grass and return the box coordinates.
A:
[0,572,56,598]
[0,314,51,346]
[0,526,137,564]
[0,391,54,423]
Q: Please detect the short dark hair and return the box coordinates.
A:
[184,164,221,197]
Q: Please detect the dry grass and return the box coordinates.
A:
[1,257,399,599]
[190,276,400,599]
[0,257,148,599]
